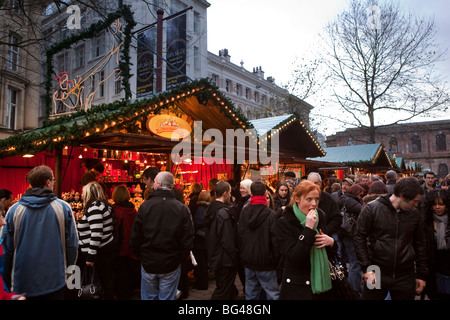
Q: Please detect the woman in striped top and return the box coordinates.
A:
[78,181,118,299]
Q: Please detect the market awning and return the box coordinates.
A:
[249,114,326,160]
[307,143,393,169]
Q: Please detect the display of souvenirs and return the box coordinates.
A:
[131,191,144,210]
[62,191,84,221]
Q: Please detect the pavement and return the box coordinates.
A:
[130,270,245,301]
[182,271,245,301]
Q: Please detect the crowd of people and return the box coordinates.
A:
[1,164,450,301]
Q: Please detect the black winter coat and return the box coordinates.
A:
[129,188,194,274]
[337,193,362,237]
[319,191,342,235]
[277,205,336,300]
[238,203,279,271]
[423,209,450,299]
[354,195,428,280]
[204,200,238,271]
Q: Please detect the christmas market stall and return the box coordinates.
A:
[0,79,254,204]
[307,143,395,178]
[245,114,333,188]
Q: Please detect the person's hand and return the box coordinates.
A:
[363,271,376,286]
[415,279,426,294]
[305,209,317,230]
[314,229,334,248]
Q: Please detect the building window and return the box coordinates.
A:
[235,84,241,96]
[6,88,18,130]
[194,11,200,33]
[7,34,19,72]
[194,46,200,72]
[438,163,449,179]
[114,69,121,95]
[411,135,422,153]
[98,71,105,97]
[254,91,259,103]
[57,51,69,73]
[91,33,105,59]
[246,88,250,99]
[436,134,446,151]
[226,80,231,92]
[73,45,85,69]
[210,74,217,85]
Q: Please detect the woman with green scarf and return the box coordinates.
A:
[277,180,337,300]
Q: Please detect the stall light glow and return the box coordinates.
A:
[23,154,34,158]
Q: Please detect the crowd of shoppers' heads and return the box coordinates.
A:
[346,184,366,199]
[26,165,54,188]
[239,179,252,198]
[394,177,424,201]
[82,181,107,209]
[368,181,388,195]
[291,180,321,209]
[250,180,267,196]
[112,185,131,204]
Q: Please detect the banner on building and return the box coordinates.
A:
[166,13,187,89]
[136,27,156,98]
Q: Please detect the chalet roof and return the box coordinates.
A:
[307,143,393,168]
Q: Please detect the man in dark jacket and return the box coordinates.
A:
[204,181,238,300]
[354,177,427,300]
[307,172,342,235]
[238,181,279,300]
[130,171,194,300]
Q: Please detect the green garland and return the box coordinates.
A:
[44,5,136,126]
[0,78,254,158]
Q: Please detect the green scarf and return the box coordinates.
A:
[293,204,332,294]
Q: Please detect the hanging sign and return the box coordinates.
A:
[166,13,187,89]
[147,114,191,139]
[136,27,156,98]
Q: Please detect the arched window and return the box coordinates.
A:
[438,163,449,179]
[436,134,446,151]
[389,137,399,154]
[411,135,422,153]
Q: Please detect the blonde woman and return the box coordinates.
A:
[78,181,117,300]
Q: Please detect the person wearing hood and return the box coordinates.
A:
[112,185,138,300]
[1,165,78,300]
[204,181,238,300]
[238,180,280,300]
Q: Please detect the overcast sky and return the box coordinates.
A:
[207,0,450,85]
[207,0,450,134]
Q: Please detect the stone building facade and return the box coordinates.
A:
[325,119,450,178]
[1,0,315,140]
[208,49,312,124]
[0,0,42,139]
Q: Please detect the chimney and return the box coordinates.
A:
[253,66,264,79]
